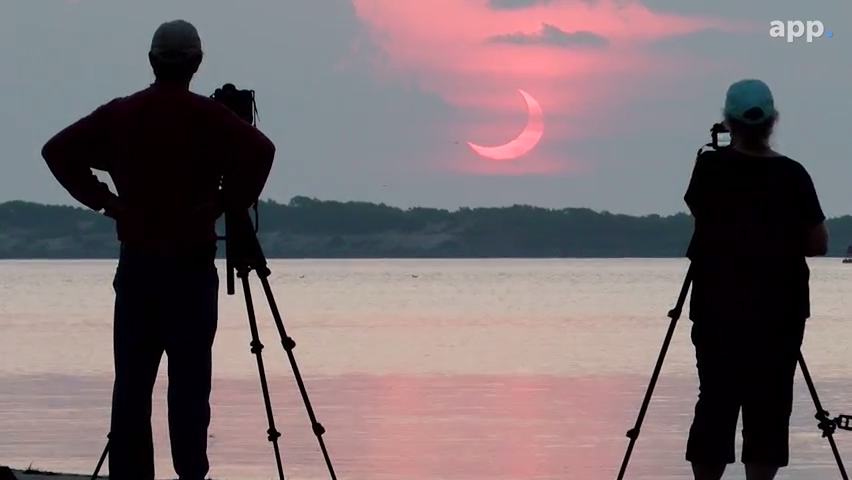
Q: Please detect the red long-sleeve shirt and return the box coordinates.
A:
[42,82,275,254]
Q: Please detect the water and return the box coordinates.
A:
[1,258,852,479]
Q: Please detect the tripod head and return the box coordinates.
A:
[210,83,266,295]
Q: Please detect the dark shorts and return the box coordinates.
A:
[685,317,806,467]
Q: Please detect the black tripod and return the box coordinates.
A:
[89,209,337,480]
[798,352,850,480]
[615,265,850,480]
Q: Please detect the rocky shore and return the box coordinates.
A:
[1,467,97,479]
[1,466,183,480]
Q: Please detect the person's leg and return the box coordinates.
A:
[692,464,727,480]
[740,318,805,480]
[163,264,219,480]
[743,464,779,480]
[686,321,741,480]
[108,255,165,480]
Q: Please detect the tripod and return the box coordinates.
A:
[616,265,849,480]
[798,352,850,480]
[89,209,337,480]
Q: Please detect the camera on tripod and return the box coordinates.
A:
[210,83,261,232]
[210,83,263,295]
[211,83,257,125]
[212,82,335,478]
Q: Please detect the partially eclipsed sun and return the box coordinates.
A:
[467,89,544,161]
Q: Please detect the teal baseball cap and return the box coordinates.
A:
[723,79,776,125]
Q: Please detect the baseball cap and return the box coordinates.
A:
[723,79,776,125]
[149,20,202,61]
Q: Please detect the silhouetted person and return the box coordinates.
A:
[41,20,275,480]
[684,79,829,480]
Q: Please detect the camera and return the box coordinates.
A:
[211,83,257,126]
[710,122,730,150]
[210,83,261,238]
[696,122,730,159]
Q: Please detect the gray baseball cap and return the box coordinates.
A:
[149,20,202,61]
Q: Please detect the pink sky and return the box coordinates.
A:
[351,0,740,176]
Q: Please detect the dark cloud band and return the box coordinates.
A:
[484,23,609,49]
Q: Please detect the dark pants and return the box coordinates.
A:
[685,316,806,467]
[108,247,219,480]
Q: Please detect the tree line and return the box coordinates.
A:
[0,196,850,258]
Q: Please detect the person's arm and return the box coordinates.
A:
[807,223,829,257]
[41,102,120,213]
[684,154,710,217]
[684,155,710,260]
[216,108,276,211]
[795,164,828,257]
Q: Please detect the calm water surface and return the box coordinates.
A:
[2,259,852,479]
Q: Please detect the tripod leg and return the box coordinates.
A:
[798,352,849,480]
[90,435,109,480]
[616,266,693,480]
[239,272,287,480]
[258,274,337,480]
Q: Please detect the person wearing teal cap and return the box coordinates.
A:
[682,79,829,480]
[724,78,777,126]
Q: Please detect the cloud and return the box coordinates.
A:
[485,0,600,9]
[349,0,730,179]
[484,23,609,49]
[486,0,557,9]
[3,0,852,216]
[649,28,766,55]
[645,26,840,75]
[0,0,461,207]
[635,0,845,22]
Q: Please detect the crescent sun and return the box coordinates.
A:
[467,89,544,161]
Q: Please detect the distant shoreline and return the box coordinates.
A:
[2,198,850,259]
[0,255,845,261]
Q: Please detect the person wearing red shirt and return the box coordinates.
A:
[41,19,276,480]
